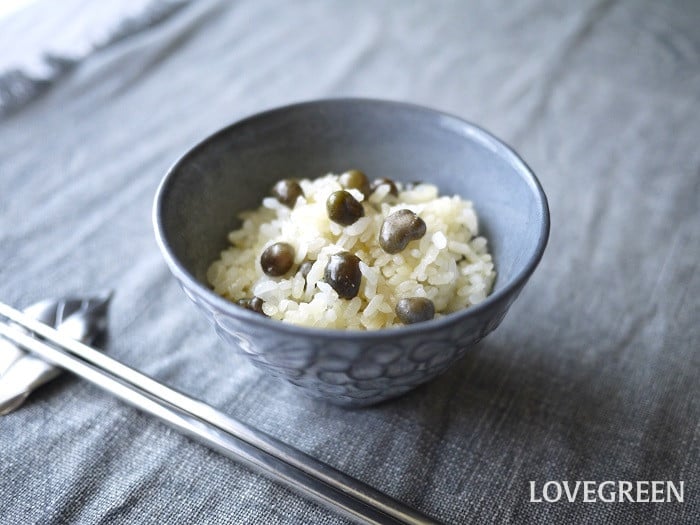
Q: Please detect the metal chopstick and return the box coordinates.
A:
[0,302,438,525]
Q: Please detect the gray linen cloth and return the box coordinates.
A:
[1,0,698,523]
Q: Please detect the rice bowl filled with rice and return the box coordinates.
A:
[207,170,496,330]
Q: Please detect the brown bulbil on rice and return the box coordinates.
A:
[324,251,362,299]
[379,209,427,254]
[339,169,371,198]
[260,242,295,276]
[326,190,364,226]
[207,172,496,330]
[395,297,435,324]
[236,296,267,316]
[272,179,304,208]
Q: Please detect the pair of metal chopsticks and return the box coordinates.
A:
[0,300,438,525]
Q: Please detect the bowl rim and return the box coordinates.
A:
[153,97,550,340]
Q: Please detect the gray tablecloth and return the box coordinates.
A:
[1,1,698,523]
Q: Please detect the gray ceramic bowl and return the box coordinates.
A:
[153,99,549,407]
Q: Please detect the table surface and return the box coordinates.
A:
[1,1,698,523]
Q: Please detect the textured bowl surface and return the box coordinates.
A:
[153,98,549,406]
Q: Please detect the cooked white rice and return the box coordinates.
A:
[207,173,495,329]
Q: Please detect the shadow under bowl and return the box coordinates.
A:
[153,98,549,407]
